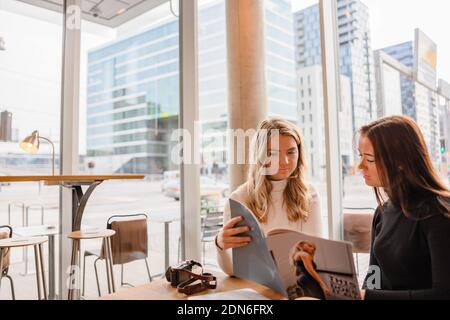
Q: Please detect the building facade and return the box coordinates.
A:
[438,79,450,182]
[86,0,298,174]
[381,31,441,164]
[294,0,377,133]
[297,66,353,179]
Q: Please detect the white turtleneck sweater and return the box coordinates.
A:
[216,179,323,276]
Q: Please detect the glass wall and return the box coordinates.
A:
[0,0,62,300]
[196,0,320,265]
[296,0,450,284]
[78,1,181,299]
[293,0,332,239]
[2,0,449,300]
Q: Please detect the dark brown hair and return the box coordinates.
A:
[359,115,450,220]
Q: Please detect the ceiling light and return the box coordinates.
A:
[90,6,102,18]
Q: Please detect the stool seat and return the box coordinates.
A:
[0,236,48,300]
[67,229,116,299]
[0,236,48,248]
[68,230,115,240]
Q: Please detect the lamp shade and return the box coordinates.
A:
[20,130,40,154]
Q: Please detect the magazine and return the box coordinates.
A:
[230,199,361,300]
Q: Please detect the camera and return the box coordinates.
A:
[165,260,217,295]
[165,260,201,287]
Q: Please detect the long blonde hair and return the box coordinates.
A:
[246,118,311,223]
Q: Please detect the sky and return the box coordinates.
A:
[291,0,450,82]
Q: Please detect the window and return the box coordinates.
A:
[0,0,63,300]
[79,1,181,298]
[197,0,229,266]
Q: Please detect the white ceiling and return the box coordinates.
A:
[17,0,169,27]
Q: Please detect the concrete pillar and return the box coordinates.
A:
[226,0,268,192]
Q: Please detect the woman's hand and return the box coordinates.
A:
[216,216,252,250]
[320,284,332,297]
[360,289,366,300]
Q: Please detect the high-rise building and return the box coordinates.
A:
[294,0,377,133]
[381,29,440,164]
[86,0,298,174]
[0,110,12,142]
[297,66,353,179]
[438,79,450,181]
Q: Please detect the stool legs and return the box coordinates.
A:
[104,240,111,294]
[33,244,47,300]
[104,236,116,294]
[68,231,115,299]
[68,239,81,300]
[82,252,87,297]
[93,258,102,297]
[38,244,48,299]
[4,275,15,300]
[33,245,42,300]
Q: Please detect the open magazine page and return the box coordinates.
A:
[267,230,361,300]
[229,199,361,300]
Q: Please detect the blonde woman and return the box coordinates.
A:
[216,118,323,275]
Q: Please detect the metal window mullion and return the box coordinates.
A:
[319,0,344,241]
[59,0,81,300]
[179,0,201,262]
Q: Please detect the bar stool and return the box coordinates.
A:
[67,229,115,300]
[0,236,48,300]
[8,201,46,276]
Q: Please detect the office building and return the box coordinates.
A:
[297,66,353,179]
[0,110,12,142]
[294,0,377,133]
[86,0,298,173]
[381,29,440,164]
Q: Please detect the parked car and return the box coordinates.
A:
[164,176,229,201]
[161,170,180,193]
